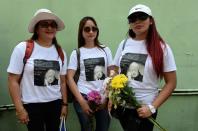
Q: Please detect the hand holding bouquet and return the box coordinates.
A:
[86,90,107,131]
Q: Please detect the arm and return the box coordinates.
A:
[60,74,68,118]
[137,71,177,118]
[67,69,92,115]
[8,73,29,124]
[153,71,177,109]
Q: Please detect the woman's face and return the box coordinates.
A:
[82,20,98,43]
[129,12,152,38]
[36,20,57,41]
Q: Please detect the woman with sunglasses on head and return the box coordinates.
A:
[7,9,67,131]
[67,16,112,131]
[110,4,177,131]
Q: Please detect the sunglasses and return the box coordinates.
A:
[38,21,58,28]
[83,26,98,33]
[128,12,149,23]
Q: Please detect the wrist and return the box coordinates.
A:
[62,102,68,106]
[16,106,25,113]
[148,104,156,114]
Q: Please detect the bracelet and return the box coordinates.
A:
[62,102,68,106]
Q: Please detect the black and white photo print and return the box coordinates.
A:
[34,60,60,86]
[84,57,105,81]
[120,53,147,82]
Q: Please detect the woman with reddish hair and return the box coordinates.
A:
[110,4,177,131]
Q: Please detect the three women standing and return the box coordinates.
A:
[7,4,177,131]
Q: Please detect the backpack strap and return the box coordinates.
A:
[57,46,64,66]
[101,47,108,67]
[73,48,80,82]
[75,48,80,70]
[20,40,34,82]
[23,40,34,64]
[122,38,128,51]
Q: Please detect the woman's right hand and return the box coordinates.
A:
[16,108,29,124]
[79,99,93,115]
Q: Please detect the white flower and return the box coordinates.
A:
[103,77,112,89]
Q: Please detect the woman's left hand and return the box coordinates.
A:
[137,105,152,118]
[60,106,68,118]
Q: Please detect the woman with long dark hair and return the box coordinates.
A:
[111,4,177,131]
[67,16,112,131]
[7,9,67,131]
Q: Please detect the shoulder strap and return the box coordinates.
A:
[23,40,34,64]
[57,46,64,66]
[20,40,34,83]
[75,48,80,70]
[122,38,128,51]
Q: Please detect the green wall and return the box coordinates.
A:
[0,0,198,130]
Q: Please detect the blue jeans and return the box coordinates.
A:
[73,100,110,131]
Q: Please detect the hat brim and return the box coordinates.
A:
[28,12,65,33]
[128,11,149,19]
[128,11,151,18]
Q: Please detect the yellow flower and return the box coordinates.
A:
[110,74,128,89]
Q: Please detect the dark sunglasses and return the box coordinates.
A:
[83,26,98,33]
[38,21,58,28]
[128,12,149,23]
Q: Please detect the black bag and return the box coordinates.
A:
[110,106,126,119]
[67,49,80,103]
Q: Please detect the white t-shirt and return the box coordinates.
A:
[68,46,113,95]
[113,38,176,105]
[7,41,67,103]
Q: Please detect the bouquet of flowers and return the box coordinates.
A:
[87,90,103,112]
[86,90,106,131]
[106,74,167,131]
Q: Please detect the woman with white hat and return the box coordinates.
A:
[7,9,67,131]
[110,4,177,131]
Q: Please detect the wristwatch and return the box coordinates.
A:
[148,104,156,114]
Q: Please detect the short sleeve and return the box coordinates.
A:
[163,44,177,72]
[67,50,78,70]
[7,42,26,74]
[60,49,67,75]
[104,47,113,66]
[113,40,125,66]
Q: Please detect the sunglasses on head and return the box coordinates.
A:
[128,12,149,23]
[83,26,98,33]
[38,21,58,28]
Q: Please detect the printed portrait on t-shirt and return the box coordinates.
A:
[34,60,60,86]
[120,53,147,82]
[84,57,105,81]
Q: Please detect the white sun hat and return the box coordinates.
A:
[28,8,65,33]
[128,4,152,18]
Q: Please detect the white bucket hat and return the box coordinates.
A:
[128,4,152,18]
[28,8,65,33]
